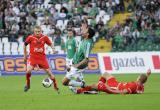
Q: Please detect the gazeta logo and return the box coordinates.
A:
[103,56,145,70]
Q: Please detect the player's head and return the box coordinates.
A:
[81,19,88,26]
[137,74,148,84]
[67,28,75,38]
[34,26,42,37]
[82,27,95,39]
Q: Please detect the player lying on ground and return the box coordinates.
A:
[23,26,59,93]
[71,69,151,94]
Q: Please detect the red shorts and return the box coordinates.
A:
[27,57,50,69]
[98,77,106,83]
[107,77,119,87]
[97,81,106,91]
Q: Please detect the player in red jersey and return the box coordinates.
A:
[23,26,59,93]
[71,69,151,94]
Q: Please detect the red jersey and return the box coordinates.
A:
[25,34,52,60]
[118,82,144,94]
[107,77,144,94]
[98,77,144,94]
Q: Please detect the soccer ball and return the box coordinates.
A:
[42,78,53,88]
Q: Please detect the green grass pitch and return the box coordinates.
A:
[0,74,159,110]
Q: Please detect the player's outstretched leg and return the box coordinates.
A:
[24,66,34,92]
[24,73,31,92]
[24,65,34,92]
[51,76,60,94]
[45,69,60,94]
[73,85,96,94]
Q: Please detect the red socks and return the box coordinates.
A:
[26,73,31,87]
[50,77,58,90]
[77,86,92,94]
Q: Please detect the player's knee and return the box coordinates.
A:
[62,81,68,86]
[62,79,69,86]
[26,70,32,73]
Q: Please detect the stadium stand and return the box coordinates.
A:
[0,0,159,55]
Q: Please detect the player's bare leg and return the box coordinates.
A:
[73,84,98,94]
[24,65,34,92]
[44,69,60,94]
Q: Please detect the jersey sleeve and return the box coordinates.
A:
[84,42,92,58]
[136,85,144,94]
[25,36,32,45]
[126,82,137,94]
[74,38,78,48]
[45,36,52,46]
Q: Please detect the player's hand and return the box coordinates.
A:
[52,49,57,54]
[66,67,71,72]
[73,64,78,68]
[147,69,151,77]
[23,56,27,63]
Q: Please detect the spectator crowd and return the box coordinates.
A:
[0,0,159,54]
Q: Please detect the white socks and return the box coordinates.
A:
[68,80,83,87]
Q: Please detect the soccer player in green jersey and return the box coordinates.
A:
[62,23,95,88]
[65,28,80,91]
[65,28,77,69]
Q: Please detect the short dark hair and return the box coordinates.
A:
[88,27,95,39]
[81,19,88,24]
[67,28,76,36]
[139,74,148,84]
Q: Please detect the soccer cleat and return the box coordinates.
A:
[56,88,60,94]
[69,86,77,94]
[53,86,60,94]
[84,91,98,94]
[24,85,30,92]
[81,81,86,88]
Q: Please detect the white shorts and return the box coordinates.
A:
[66,58,73,68]
[65,66,85,81]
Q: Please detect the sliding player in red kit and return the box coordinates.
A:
[23,26,59,93]
[72,69,151,94]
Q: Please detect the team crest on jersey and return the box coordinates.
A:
[34,48,43,53]
[33,41,37,44]
[37,40,41,44]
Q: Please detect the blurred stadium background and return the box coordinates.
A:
[0,0,159,54]
[0,0,160,110]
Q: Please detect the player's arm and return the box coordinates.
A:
[23,44,27,62]
[73,58,89,68]
[73,42,91,68]
[45,36,56,54]
[74,38,78,52]
[49,43,56,54]
[146,69,151,77]
[105,85,128,94]
[23,36,31,62]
